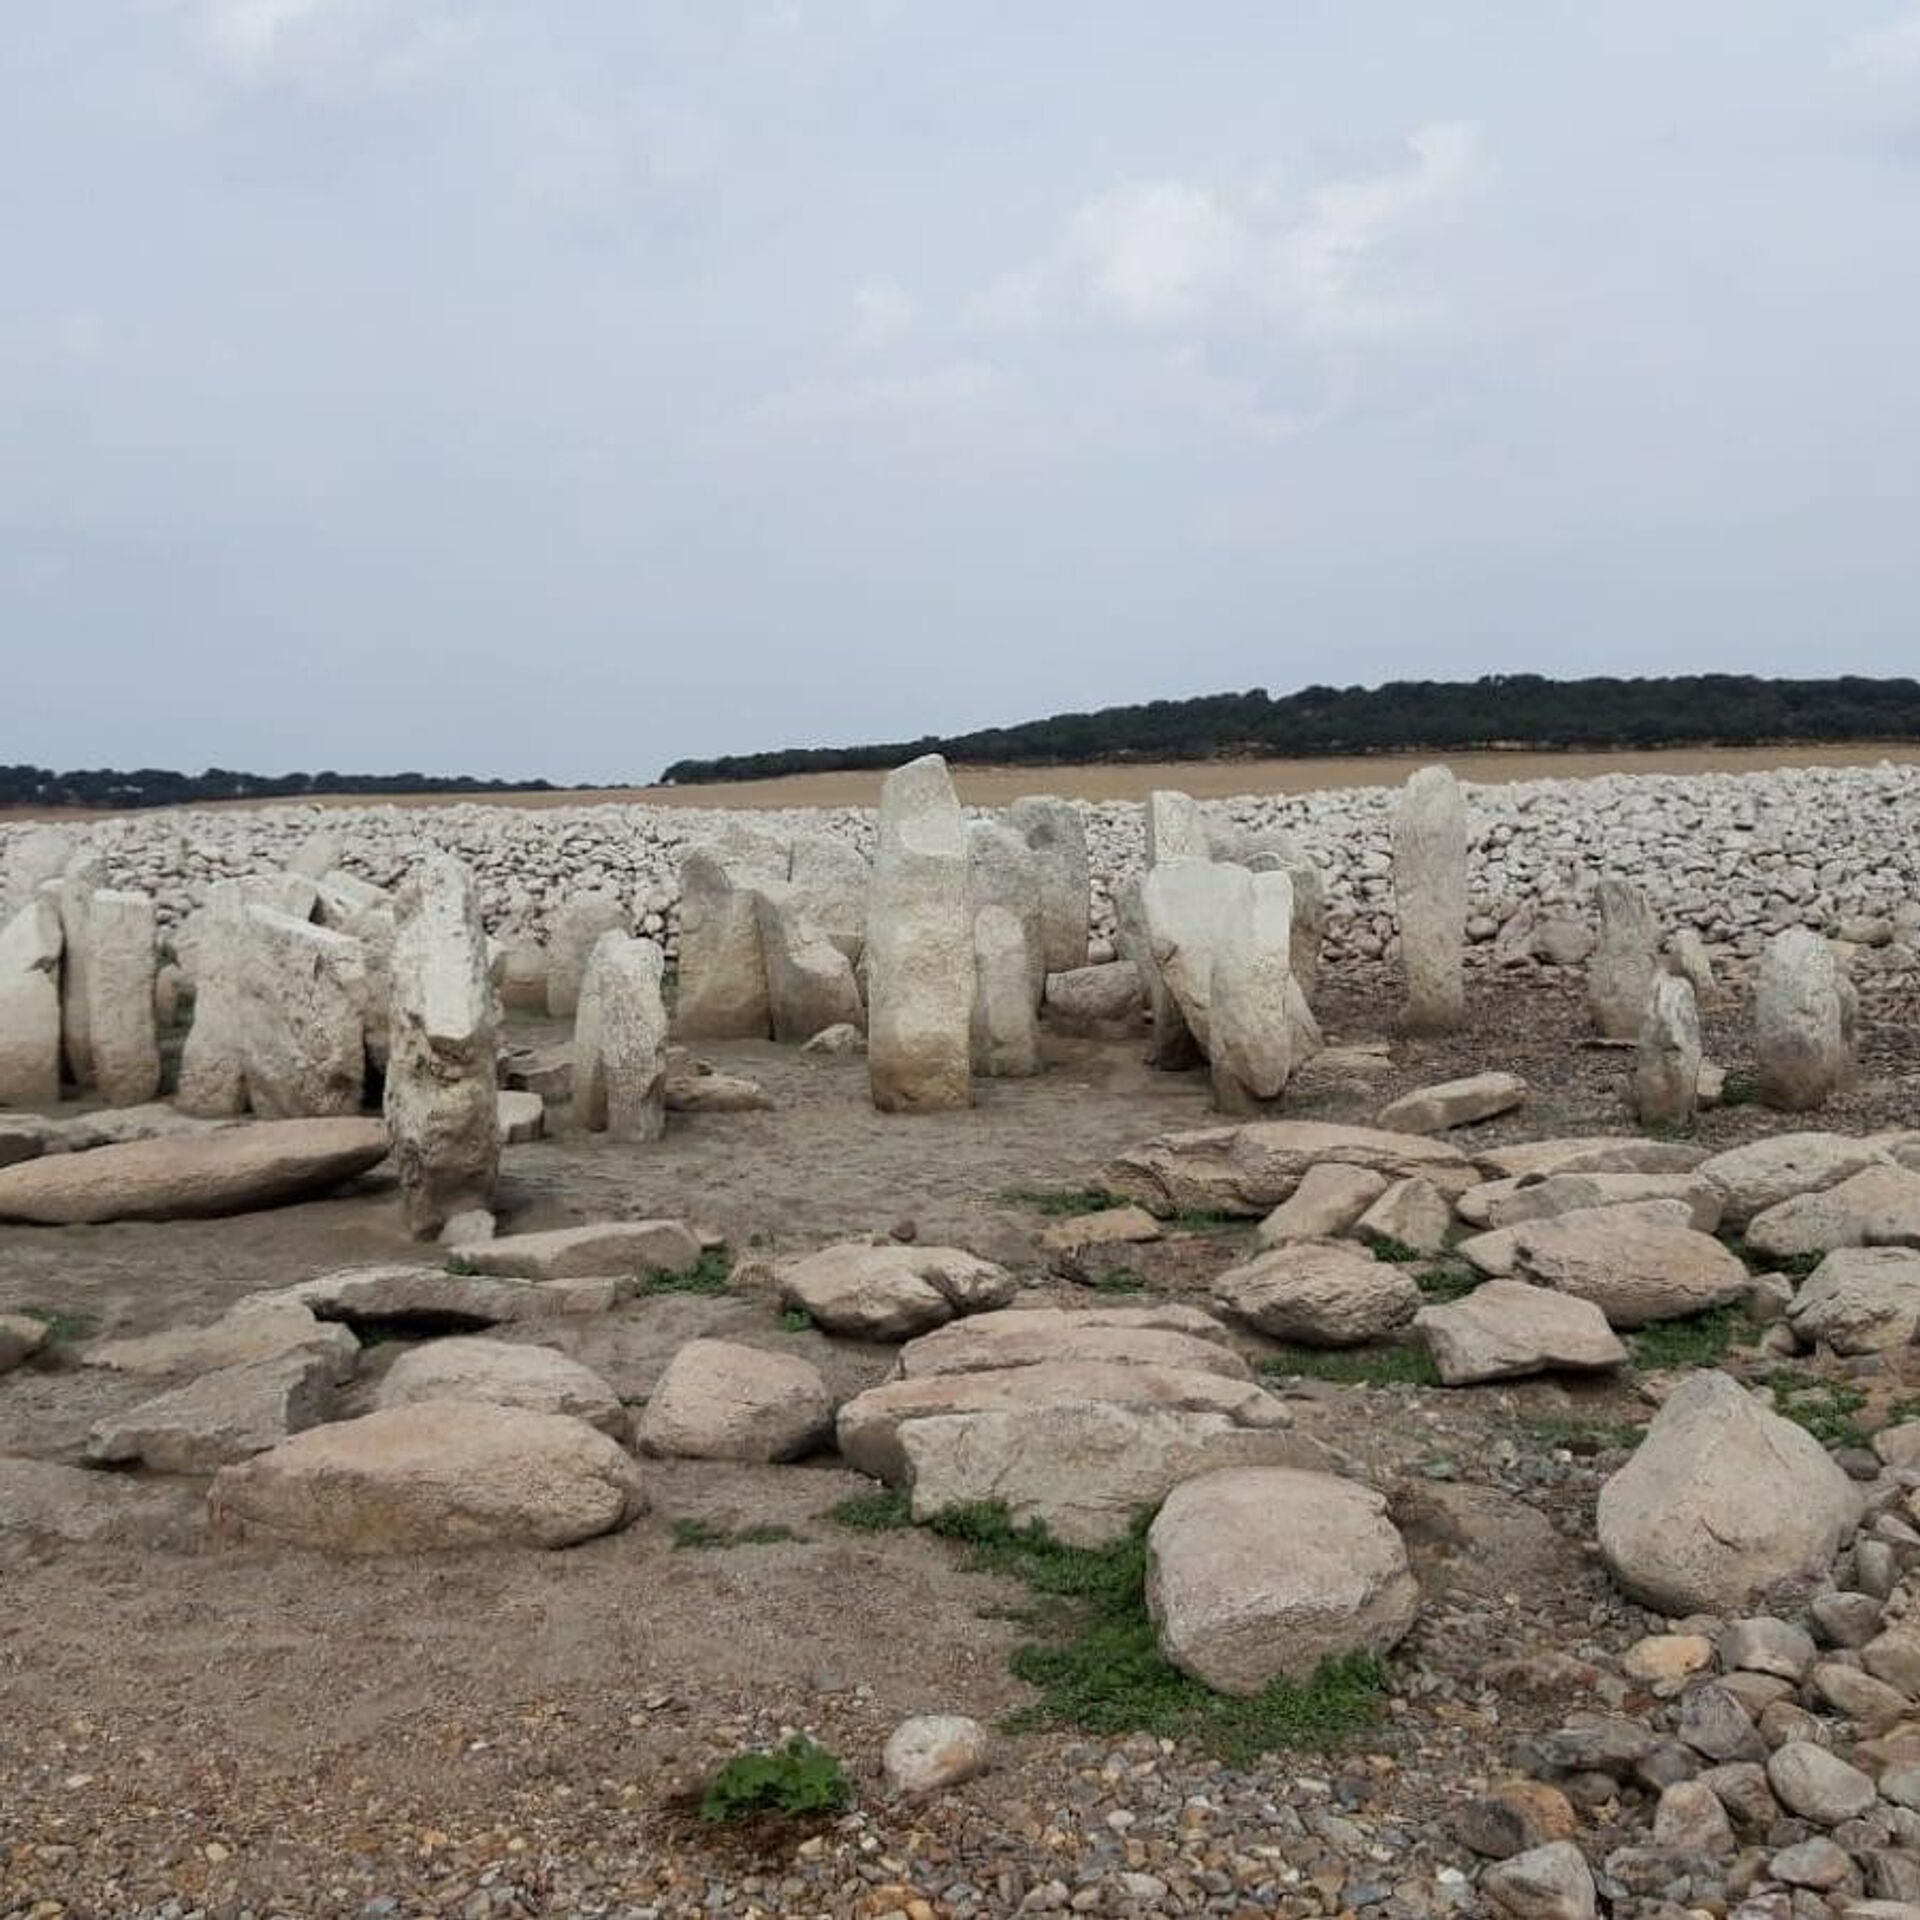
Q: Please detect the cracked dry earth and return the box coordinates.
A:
[1,969,1918,1920]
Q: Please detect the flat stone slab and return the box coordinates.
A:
[1507,1202,1750,1328]
[1037,1206,1163,1256]
[638,1338,832,1462]
[1414,1280,1627,1386]
[1477,1137,1710,1181]
[895,1306,1243,1380]
[377,1337,629,1438]
[282,1264,609,1328]
[778,1244,1015,1340]
[462,1221,702,1283]
[0,1456,202,1546]
[83,1299,358,1377]
[1745,1166,1920,1261]
[1213,1243,1422,1347]
[1376,1072,1528,1136]
[1698,1134,1892,1231]
[0,1117,389,1224]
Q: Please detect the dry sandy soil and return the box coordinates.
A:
[2,975,1919,1915]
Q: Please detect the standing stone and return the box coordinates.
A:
[1634,973,1703,1129]
[52,849,107,1088]
[786,834,870,963]
[673,841,781,1039]
[1668,929,1716,999]
[573,933,669,1141]
[867,755,973,1113]
[1209,823,1327,997]
[1392,767,1467,1033]
[545,890,629,1020]
[968,821,1045,1006]
[0,897,62,1107]
[1210,871,1295,1114]
[239,907,367,1119]
[1141,860,1239,1055]
[971,904,1041,1078]
[1146,790,1209,865]
[86,892,161,1108]
[176,881,251,1116]
[1589,880,1661,1040]
[1,827,73,921]
[1115,876,1202,1071]
[384,855,499,1238]
[1756,927,1850,1113]
[1009,796,1091,976]
[756,885,863,1043]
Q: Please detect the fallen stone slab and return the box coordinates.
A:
[1507,1202,1749,1329]
[282,1264,606,1328]
[0,1456,201,1546]
[1042,960,1144,1037]
[1256,1165,1390,1246]
[899,1400,1319,1548]
[895,1306,1244,1381]
[777,1243,1015,1340]
[497,1090,546,1144]
[207,1402,647,1553]
[1146,1467,1419,1694]
[1354,1177,1452,1256]
[1376,1072,1528,1136]
[1456,1225,1523,1277]
[664,1058,772,1113]
[461,1220,702,1283]
[0,1115,53,1169]
[1108,1120,1477,1216]
[1477,1137,1711,1181]
[1745,1166,1920,1261]
[82,1298,359,1377]
[638,1338,832,1461]
[1037,1206,1163,1257]
[1787,1248,1920,1355]
[1414,1280,1627,1386]
[86,1345,350,1474]
[1481,1171,1724,1235]
[0,1313,49,1375]
[838,1359,1293,1483]
[0,1116,390,1225]
[377,1337,629,1439]
[1698,1133,1892,1231]
[1213,1242,1421,1347]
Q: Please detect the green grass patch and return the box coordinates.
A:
[1764,1369,1870,1451]
[637,1246,732,1298]
[671,1518,803,1551]
[993,1185,1128,1218]
[1638,1117,1698,1143]
[18,1305,97,1344]
[825,1487,914,1532]
[1718,1071,1761,1109]
[1415,1260,1481,1303]
[1365,1235,1432,1265]
[1515,1410,1645,1456]
[1260,1343,1440,1388]
[1159,1207,1254,1232]
[1627,1305,1752,1371]
[927,1504,1387,1764]
[699,1736,850,1825]
[1078,1268,1146,1295]
[778,1307,815,1334]
[1886,1393,1920,1427]
[444,1252,477,1276]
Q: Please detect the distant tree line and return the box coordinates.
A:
[0,765,561,812]
[657,675,1920,785]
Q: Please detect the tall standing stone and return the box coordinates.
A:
[968,821,1045,1006]
[546,890,629,1020]
[0,896,62,1107]
[1009,796,1091,976]
[1206,821,1327,996]
[1116,876,1203,1071]
[673,836,783,1039]
[385,855,499,1237]
[573,932,669,1141]
[52,849,107,1088]
[786,835,870,963]
[1141,860,1238,1055]
[1392,766,1467,1033]
[86,891,161,1108]
[1756,927,1851,1113]
[971,903,1041,1079]
[867,755,973,1113]
[1,827,73,921]
[1589,880,1661,1040]
[1210,870,1296,1114]
[1633,973,1703,1129]
[176,882,251,1117]
[240,907,368,1119]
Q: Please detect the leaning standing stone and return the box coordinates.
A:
[1589,879,1660,1040]
[86,891,161,1108]
[1755,926,1850,1112]
[1633,972,1703,1129]
[384,854,499,1238]
[0,897,62,1107]
[240,907,367,1119]
[1392,766,1467,1033]
[1209,870,1295,1113]
[867,755,973,1113]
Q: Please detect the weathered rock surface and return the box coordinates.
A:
[638,1338,832,1461]
[377,1337,628,1438]
[1208,869,1296,1113]
[1633,972,1703,1128]
[1041,960,1144,1036]
[970,903,1041,1079]
[464,1220,702,1282]
[1700,1132,1892,1229]
[1787,1247,1920,1354]
[0,1456,200,1547]
[893,1305,1245,1381]
[1355,1177,1453,1256]
[1414,1280,1627,1385]
[1146,1467,1419,1694]
[0,1116,389,1224]
[546,890,630,1020]
[1588,879,1661,1040]
[883,1715,992,1796]
[83,1298,359,1377]
[175,881,252,1116]
[1745,1164,1920,1260]
[1597,1370,1862,1615]
[757,885,864,1045]
[239,907,367,1119]
[51,851,105,1088]
[0,1313,49,1374]
[573,933,669,1141]
[208,1402,647,1552]
[0,896,61,1107]
[285,1263,601,1327]
[1377,1072,1527,1136]
[86,1345,350,1473]
[1257,1165,1391,1246]
[1479,1171,1723,1234]
[1506,1202,1750,1328]
[1755,927,1852,1111]
[673,846,777,1040]
[1213,1242,1422,1346]
[777,1243,1014,1340]
[1009,795,1091,977]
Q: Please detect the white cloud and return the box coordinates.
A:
[200,0,466,87]
[1068,181,1246,326]
[1845,11,1920,76]
[753,360,1006,434]
[205,0,330,75]
[851,277,914,350]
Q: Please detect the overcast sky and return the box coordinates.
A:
[5,2,1919,783]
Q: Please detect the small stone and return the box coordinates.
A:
[1481,1841,1597,1920]
[882,1715,991,1795]
[1653,1778,1735,1855]
[1767,1742,1877,1825]
[1722,1617,1819,1682]
[1453,1782,1581,1860]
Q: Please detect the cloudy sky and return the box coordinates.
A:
[5,2,1919,783]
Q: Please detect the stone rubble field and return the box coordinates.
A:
[0,756,1918,1920]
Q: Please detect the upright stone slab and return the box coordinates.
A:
[755,884,863,1043]
[240,907,367,1119]
[1208,823,1327,996]
[971,904,1041,1078]
[968,820,1045,1007]
[52,849,107,1088]
[867,755,973,1113]
[86,891,161,1108]
[1210,870,1295,1114]
[1,827,73,921]
[1115,877,1203,1071]
[384,854,499,1237]
[1392,766,1467,1033]
[1141,859,1240,1055]
[786,834,870,963]
[545,890,629,1020]
[573,933,669,1140]
[672,838,782,1040]
[176,881,251,1116]
[1756,927,1850,1113]
[1009,796,1091,976]
[1590,880,1661,1041]
[1634,973,1703,1129]
[1146,790,1209,865]
[0,897,62,1107]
